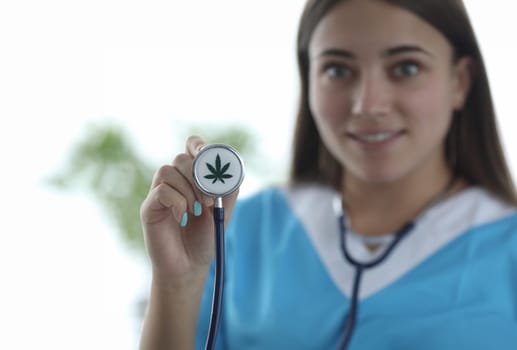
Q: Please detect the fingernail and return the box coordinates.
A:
[194,200,202,216]
[180,212,188,227]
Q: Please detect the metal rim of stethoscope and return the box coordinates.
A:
[192,143,245,198]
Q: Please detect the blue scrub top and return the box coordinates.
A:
[196,185,517,349]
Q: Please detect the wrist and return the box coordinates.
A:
[151,266,209,293]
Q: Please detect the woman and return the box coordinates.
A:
[139,0,517,349]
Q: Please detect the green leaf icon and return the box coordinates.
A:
[204,154,233,184]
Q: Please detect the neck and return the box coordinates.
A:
[342,165,463,236]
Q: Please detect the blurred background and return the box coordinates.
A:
[0,1,515,349]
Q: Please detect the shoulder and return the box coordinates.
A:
[232,183,337,221]
[226,183,338,247]
[420,186,517,235]
[229,187,287,226]
[415,186,517,261]
[463,188,517,252]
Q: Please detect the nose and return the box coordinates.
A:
[351,74,392,117]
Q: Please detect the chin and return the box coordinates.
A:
[347,166,406,186]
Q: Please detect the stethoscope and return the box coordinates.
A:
[193,143,454,350]
[192,144,245,350]
[335,175,456,349]
[192,144,412,350]
[336,207,414,349]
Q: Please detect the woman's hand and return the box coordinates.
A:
[140,136,239,287]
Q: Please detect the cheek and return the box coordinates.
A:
[309,78,349,130]
[401,78,454,133]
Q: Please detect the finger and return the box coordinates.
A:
[141,183,187,224]
[172,152,214,208]
[185,135,207,158]
[151,163,200,215]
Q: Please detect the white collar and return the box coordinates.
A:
[282,184,516,299]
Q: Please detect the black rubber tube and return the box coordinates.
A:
[204,206,225,350]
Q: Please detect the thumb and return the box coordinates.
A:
[185,135,207,158]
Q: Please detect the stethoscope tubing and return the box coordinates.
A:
[204,205,225,350]
[204,208,414,350]
[338,265,363,349]
[338,217,414,350]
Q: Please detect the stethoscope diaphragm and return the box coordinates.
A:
[192,144,245,198]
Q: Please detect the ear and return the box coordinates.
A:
[451,56,473,110]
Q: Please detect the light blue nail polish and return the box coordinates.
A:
[194,200,202,216]
[180,212,188,227]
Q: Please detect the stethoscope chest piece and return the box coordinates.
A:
[192,143,244,350]
[192,144,245,198]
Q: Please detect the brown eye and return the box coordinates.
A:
[393,61,420,77]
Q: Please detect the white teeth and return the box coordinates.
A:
[356,132,396,143]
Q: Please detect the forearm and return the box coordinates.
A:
[139,270,208,350]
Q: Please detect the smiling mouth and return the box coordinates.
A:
[349,131,404,143]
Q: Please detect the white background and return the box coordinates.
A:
[0,1,515,349]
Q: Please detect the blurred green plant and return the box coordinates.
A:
[48,122,258,253]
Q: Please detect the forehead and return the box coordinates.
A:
[309,0,452,57]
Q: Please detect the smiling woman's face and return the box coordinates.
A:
[308,0,471,187]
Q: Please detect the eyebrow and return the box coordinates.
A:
[315,45,434,59]
[385,45,433,57]
[316,48,355,59]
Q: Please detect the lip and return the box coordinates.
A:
[347,129,405,150]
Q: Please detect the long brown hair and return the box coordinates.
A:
[289,0,517,205]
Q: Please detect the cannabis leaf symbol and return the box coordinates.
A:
[204,154,233,184]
